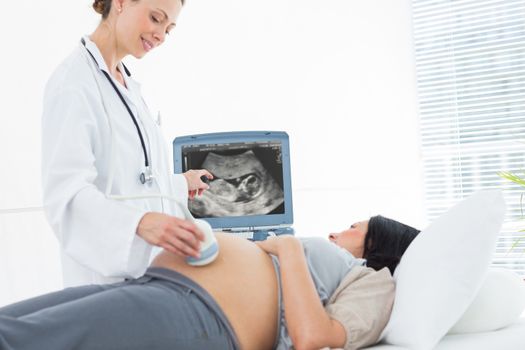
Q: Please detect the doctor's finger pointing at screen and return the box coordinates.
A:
[42,0,212,287]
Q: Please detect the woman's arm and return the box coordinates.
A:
[42,86,149,279]
[256,236,346,350]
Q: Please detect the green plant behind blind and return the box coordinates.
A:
[499,170,525,253]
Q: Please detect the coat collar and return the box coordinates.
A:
[81,35,142,98]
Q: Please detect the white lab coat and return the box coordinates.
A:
[42,36,188,287]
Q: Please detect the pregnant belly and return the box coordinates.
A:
[150,232,279,350]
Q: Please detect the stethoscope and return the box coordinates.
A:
[81,38,154,185]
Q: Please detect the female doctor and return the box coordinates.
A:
[41,0,211,287]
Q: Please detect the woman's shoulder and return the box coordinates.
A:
[45,44,94,95]
[325,266,395,349]
[335,266,394,294]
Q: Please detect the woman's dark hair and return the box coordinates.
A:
[93,0,185,19]
[363,215,420,275]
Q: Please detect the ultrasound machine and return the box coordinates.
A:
[173,131,294,241]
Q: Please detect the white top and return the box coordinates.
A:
[41,36,188,287]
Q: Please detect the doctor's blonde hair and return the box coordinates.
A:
[93,0,185,19]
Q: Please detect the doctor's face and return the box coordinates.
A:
[117,0,183,58]
[328,220,368,258]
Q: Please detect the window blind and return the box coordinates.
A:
[412,0,525,276]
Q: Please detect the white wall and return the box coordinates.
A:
[0,0,424,306]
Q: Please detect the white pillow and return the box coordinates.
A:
[381,190,506,350]
[449,268,525,334]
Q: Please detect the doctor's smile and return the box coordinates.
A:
[141,36,154,52]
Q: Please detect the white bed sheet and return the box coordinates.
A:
[364,317,525,350]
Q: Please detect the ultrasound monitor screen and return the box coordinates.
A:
[181,141,284,218]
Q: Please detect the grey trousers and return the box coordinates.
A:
[0,267,240,350]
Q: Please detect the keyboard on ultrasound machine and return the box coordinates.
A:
[221,227,295,241]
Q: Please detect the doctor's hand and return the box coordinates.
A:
[183,169,214,200]
[136,212,205,258]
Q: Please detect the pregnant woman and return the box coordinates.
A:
[0,216,419,350]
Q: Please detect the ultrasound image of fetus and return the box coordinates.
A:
[189,150,284,217]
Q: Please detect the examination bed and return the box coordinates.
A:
[365,316,525,350]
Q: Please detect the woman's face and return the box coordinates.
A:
[116,0,183,58]
[328,220,368,258]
